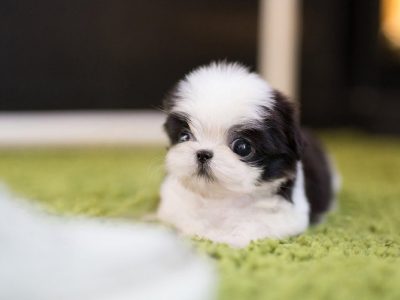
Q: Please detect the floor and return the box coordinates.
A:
[0,131,399,300]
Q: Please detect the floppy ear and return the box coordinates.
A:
[163,112,189,145]
[162,83,191,145]
[271,90,304,160]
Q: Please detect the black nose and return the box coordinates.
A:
[196,150,213,163]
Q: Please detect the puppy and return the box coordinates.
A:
[157,62,338,248]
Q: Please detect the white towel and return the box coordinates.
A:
[0,188,216,300]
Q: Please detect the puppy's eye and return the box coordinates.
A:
[178,130,192,143]
[231,138,253,157]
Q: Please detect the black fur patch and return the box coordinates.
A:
[277,179,295,203]
[266,91,303,160]
[228,126,297,181]
[163,113,189,145]
[301,129,334,224]
[227,90,303,201]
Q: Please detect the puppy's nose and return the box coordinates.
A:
[196,150,213,164]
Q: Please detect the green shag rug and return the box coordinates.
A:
[0,131,399,300]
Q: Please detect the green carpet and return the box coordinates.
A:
[0,131,399,300]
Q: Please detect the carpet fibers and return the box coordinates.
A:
[0,131,399,299]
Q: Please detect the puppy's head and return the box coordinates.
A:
[163,62,302,198]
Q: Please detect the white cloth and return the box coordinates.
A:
[0,188,216,300]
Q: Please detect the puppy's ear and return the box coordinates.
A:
[162,83,190,145]
[270,90,304,160]
[163,112,189,145]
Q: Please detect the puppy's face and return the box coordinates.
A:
[163,63,302,198]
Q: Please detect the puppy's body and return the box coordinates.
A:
[157,62,336,248]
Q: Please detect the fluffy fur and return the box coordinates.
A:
[0,188,215,300]
[158,62,337,248]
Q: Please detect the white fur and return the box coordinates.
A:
[174,62,274,129]
[0,188,216,300]
[158,163,309,248]
[165,140,261,198]
[166,62,276,197]
[158,62,310,248]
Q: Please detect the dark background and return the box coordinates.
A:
[301,0,400,134]
[2,0,258,111]
[2,0,400,133]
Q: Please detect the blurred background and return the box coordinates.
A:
[1,0,400,145]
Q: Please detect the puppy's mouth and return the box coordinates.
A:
[196,163,214,181]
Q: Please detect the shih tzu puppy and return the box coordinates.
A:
[157,62,338,248]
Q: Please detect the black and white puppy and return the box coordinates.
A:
[157,62,338,248]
